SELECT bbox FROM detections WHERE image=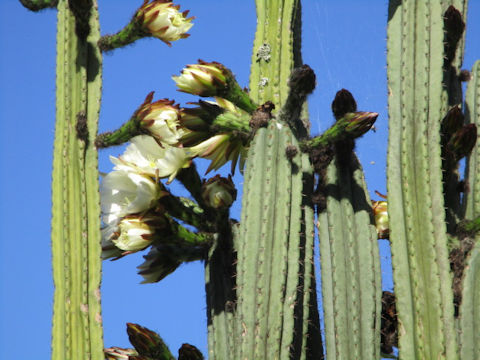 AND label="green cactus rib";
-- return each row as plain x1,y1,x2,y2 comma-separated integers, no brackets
51,1,103,359
235,121,321,359
459,241,480,358
249,0,301,105
387,1,457,358
463,61,480,220
205,230,237,360
317,156,382,360
458,60,480,359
